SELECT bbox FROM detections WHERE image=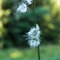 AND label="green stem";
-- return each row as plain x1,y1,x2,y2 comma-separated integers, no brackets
37,45,40,60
